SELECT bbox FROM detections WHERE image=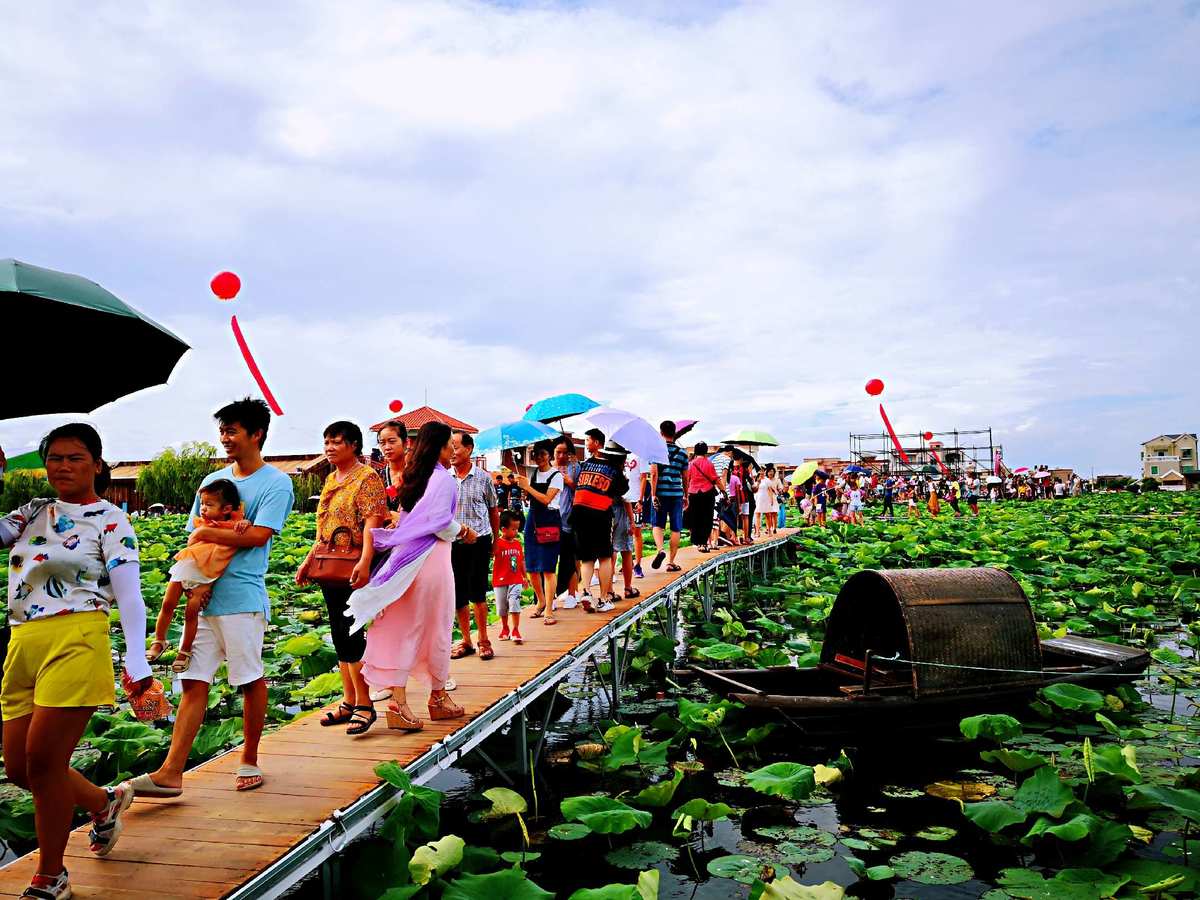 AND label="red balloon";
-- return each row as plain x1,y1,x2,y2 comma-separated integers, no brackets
865,378,884,396
923,431,933,441
210,271,241,300
388,400,404,413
